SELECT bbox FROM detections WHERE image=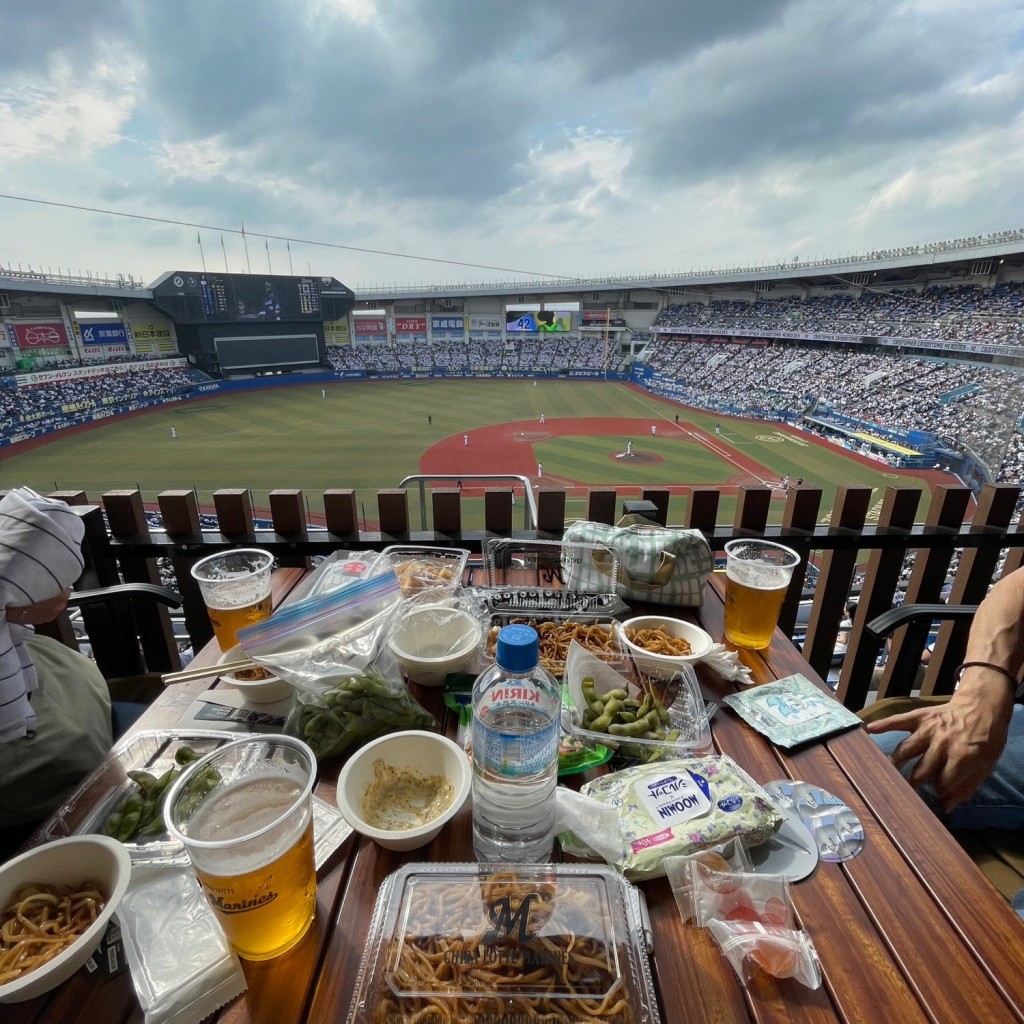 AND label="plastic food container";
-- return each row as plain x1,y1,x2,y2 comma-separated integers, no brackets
484,536,624,600
377,545,470,596
483,613,628,678
346,863,661,1024
562,659,713,763
288,551,383,602
37,730,352,867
